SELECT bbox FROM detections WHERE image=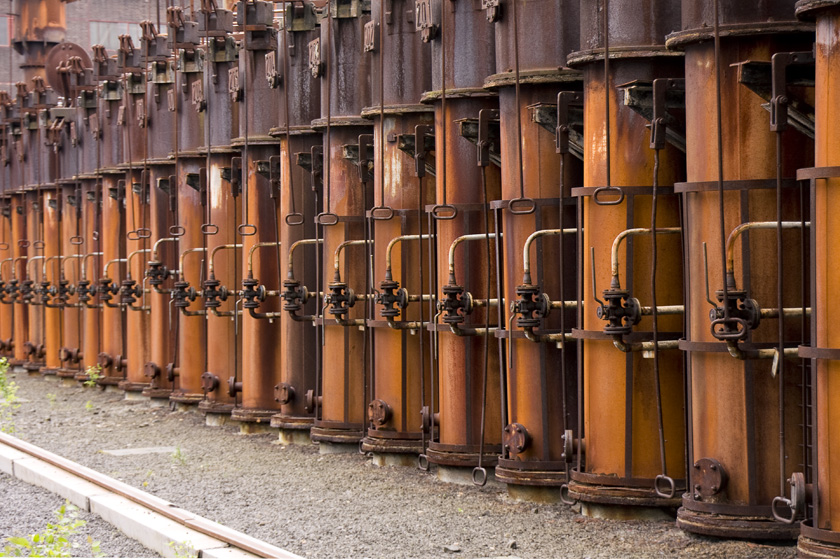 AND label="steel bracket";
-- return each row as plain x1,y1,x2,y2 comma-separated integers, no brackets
770,51,816,133
230,157,242,198
476,109,500,168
